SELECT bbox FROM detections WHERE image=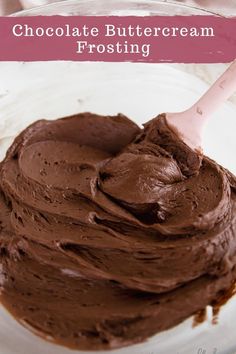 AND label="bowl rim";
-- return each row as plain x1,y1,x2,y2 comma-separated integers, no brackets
11,0,221,17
